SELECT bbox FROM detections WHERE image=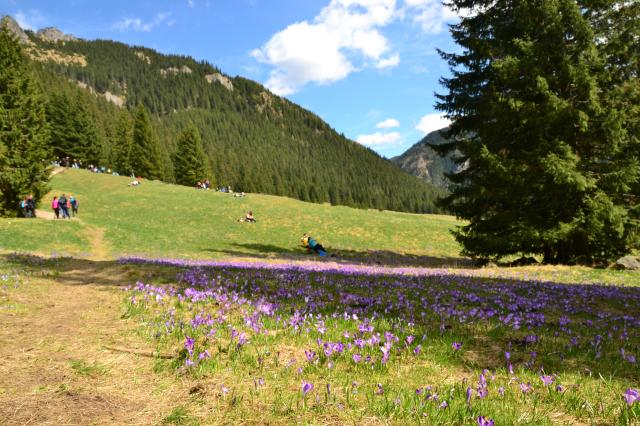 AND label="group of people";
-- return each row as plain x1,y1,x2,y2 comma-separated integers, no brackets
19,195,36,218
196,180,212,190
51,194,79,219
